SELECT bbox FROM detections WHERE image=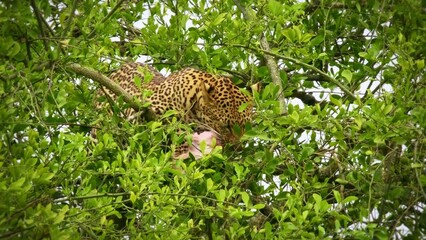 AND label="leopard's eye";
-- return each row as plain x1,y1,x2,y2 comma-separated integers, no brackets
223,123,233,132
